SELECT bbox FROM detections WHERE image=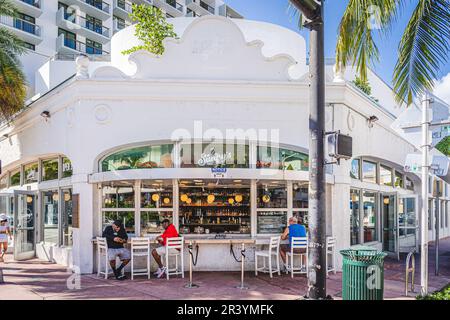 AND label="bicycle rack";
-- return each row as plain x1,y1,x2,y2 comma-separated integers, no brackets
405,249,416,296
